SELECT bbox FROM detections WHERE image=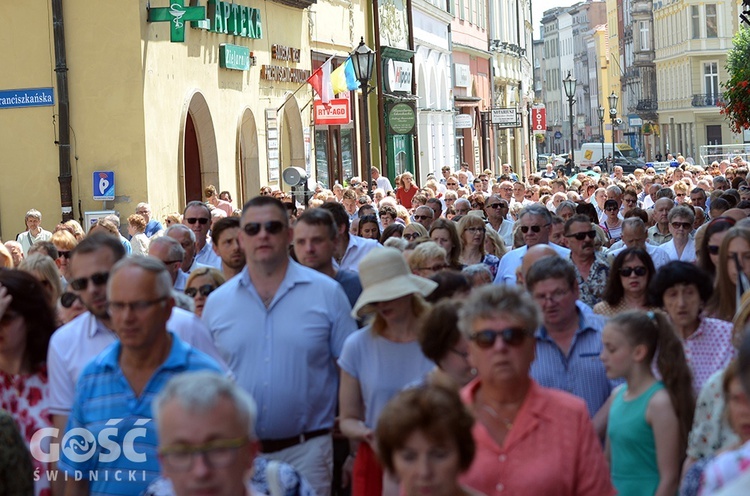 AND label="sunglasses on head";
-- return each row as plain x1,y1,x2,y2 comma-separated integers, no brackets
70,272,109,291
185,284,216,298
521,224,549,233
185,217,210,225
470,327,528,348
566,230,596,240
619,266,648,277
60,292,79,309
242,221,285,236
